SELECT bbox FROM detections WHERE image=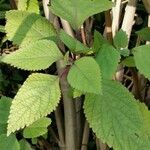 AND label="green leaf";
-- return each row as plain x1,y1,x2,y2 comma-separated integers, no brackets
138,102,150,137
31,138,37,144
0,25,5,33
95,44,120,79
73,89,83,98
23,117,51,138
0,134,20,150
17,0,27,11
0,97,12,124
133,45,150,80
120,48,130,57
18,0,40,14
0,124,7,135
0,11,5,19
5,10,56,46
19,139,32,150
2,40,63,71
60,30,92,54
67,57,101,94
121,56,136,67
136,27,150,41
50,0,113,29
7,73,61,135
84,80,150,150
93,30,108,52
27,0,40,14
113,29,128,49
